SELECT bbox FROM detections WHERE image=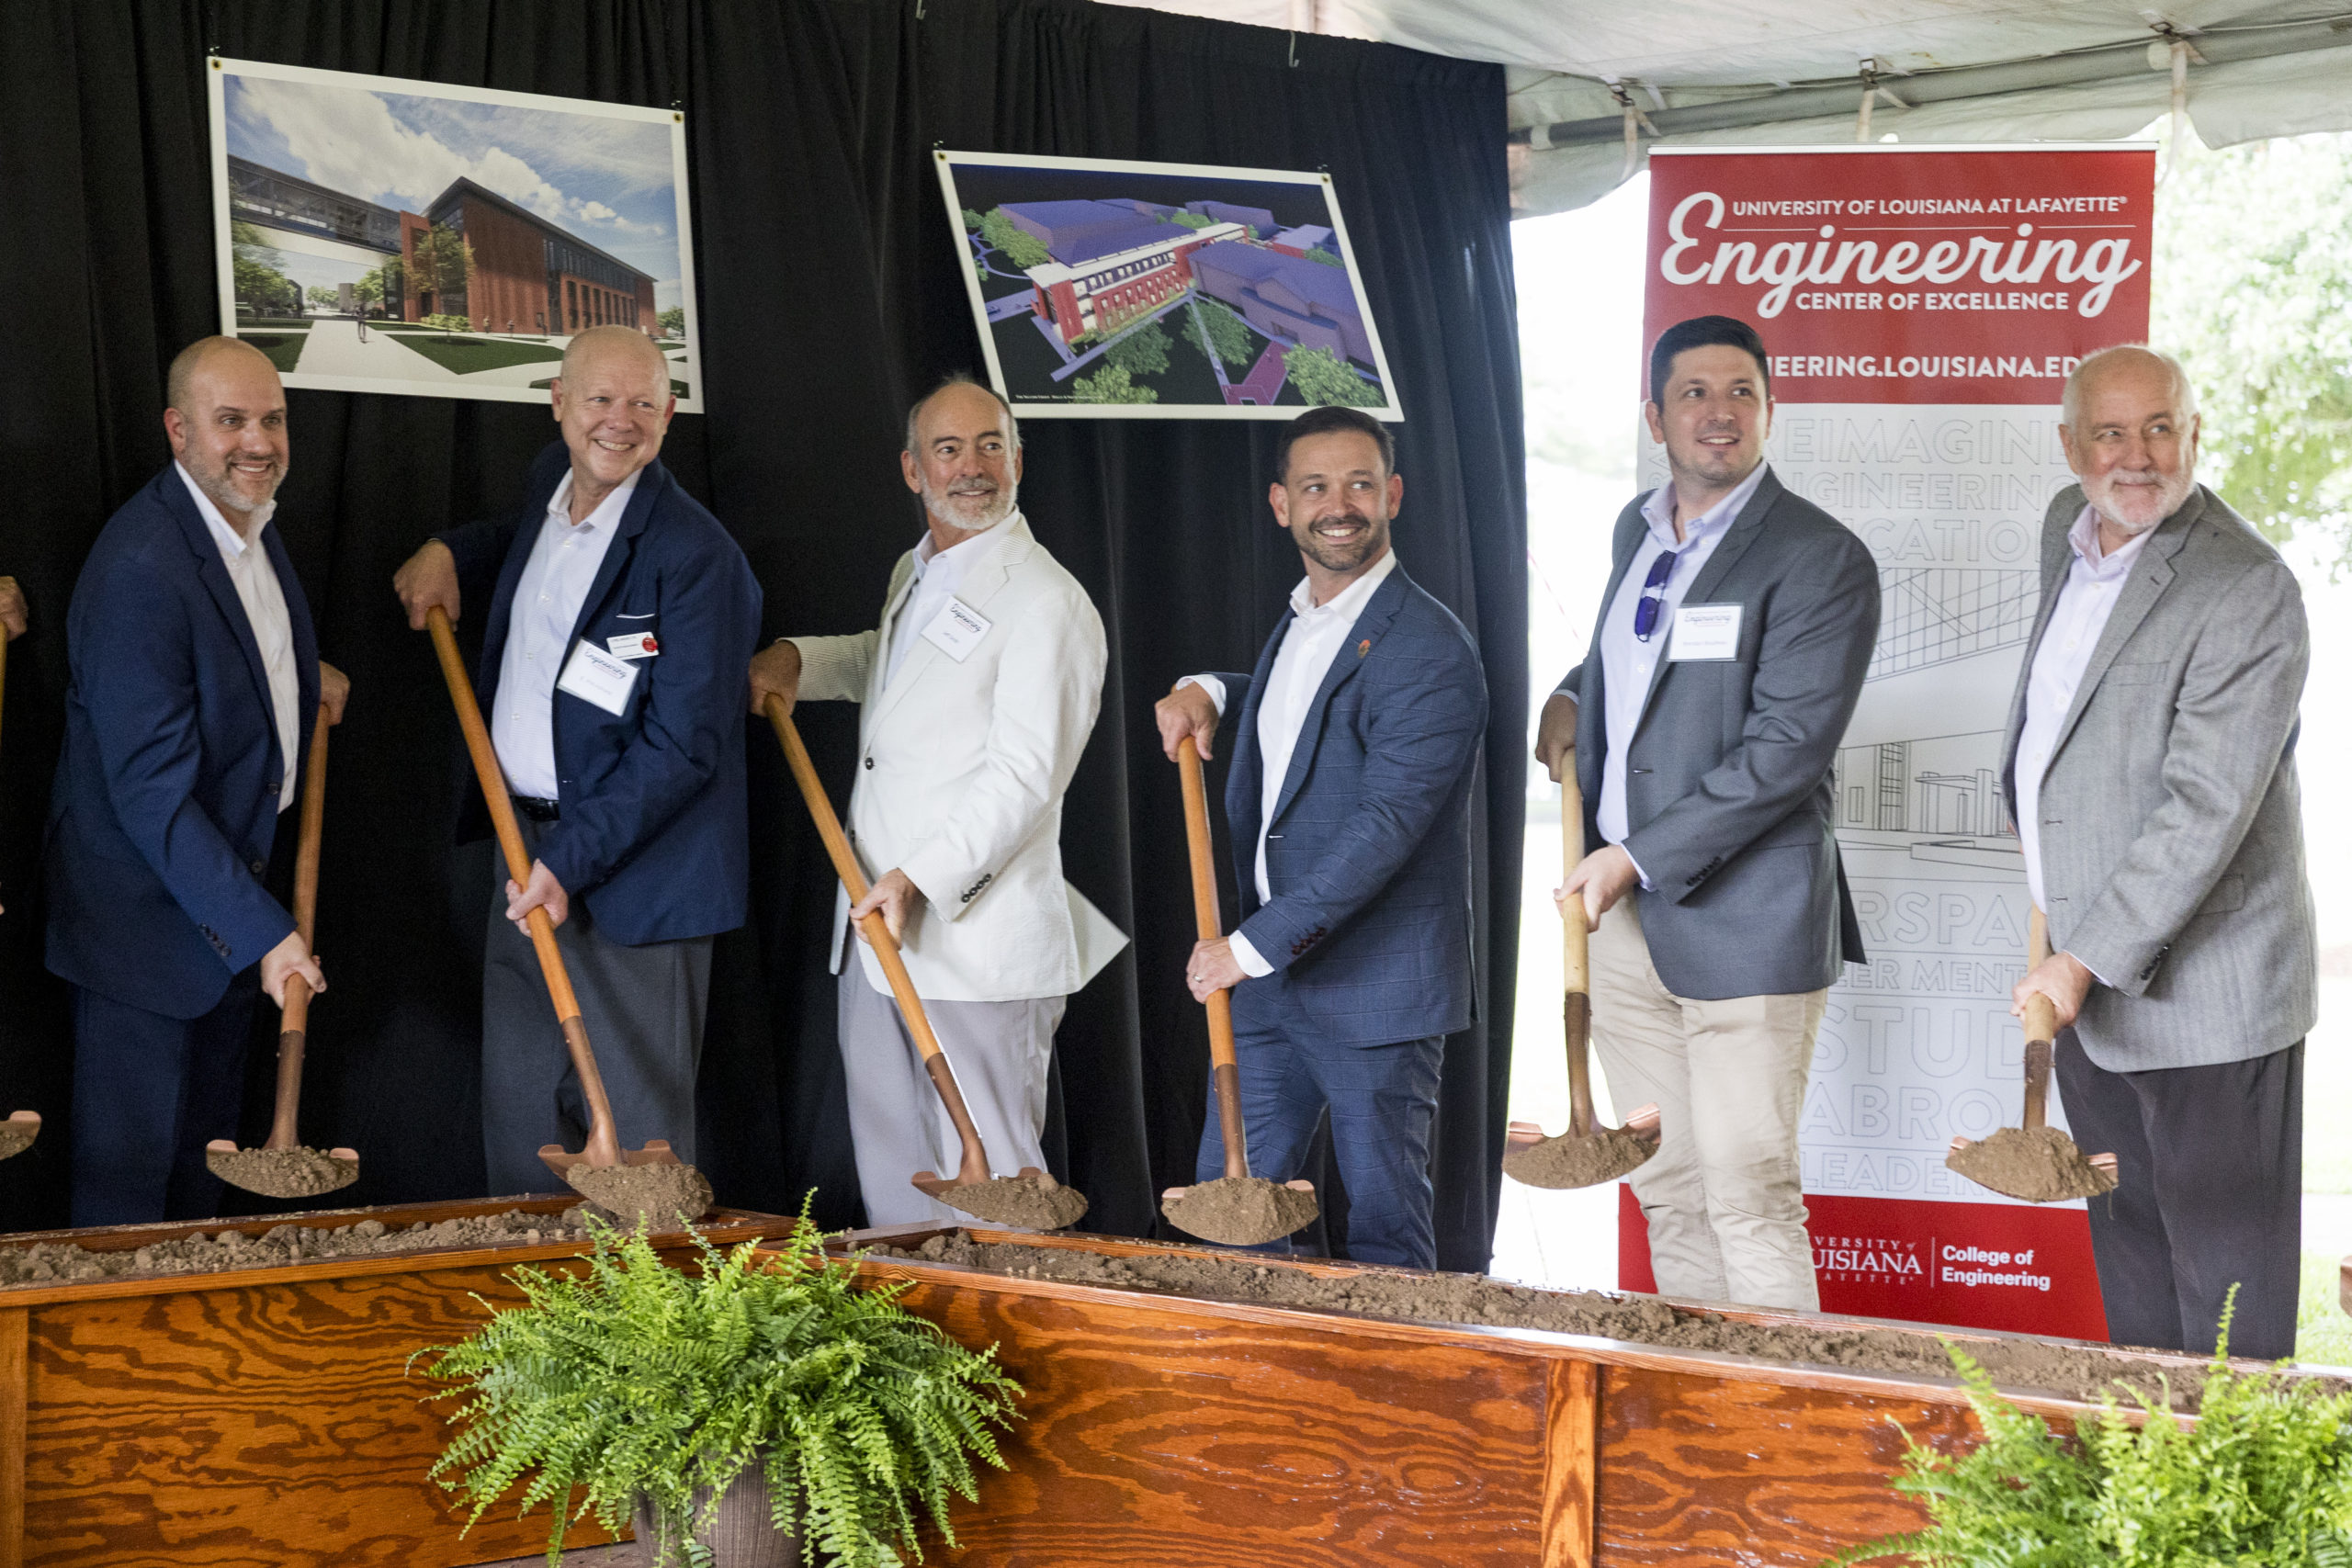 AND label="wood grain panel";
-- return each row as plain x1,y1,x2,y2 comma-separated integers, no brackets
888,1279,1551,1567
0,1308,25,1568
1539,1359,1595,1568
